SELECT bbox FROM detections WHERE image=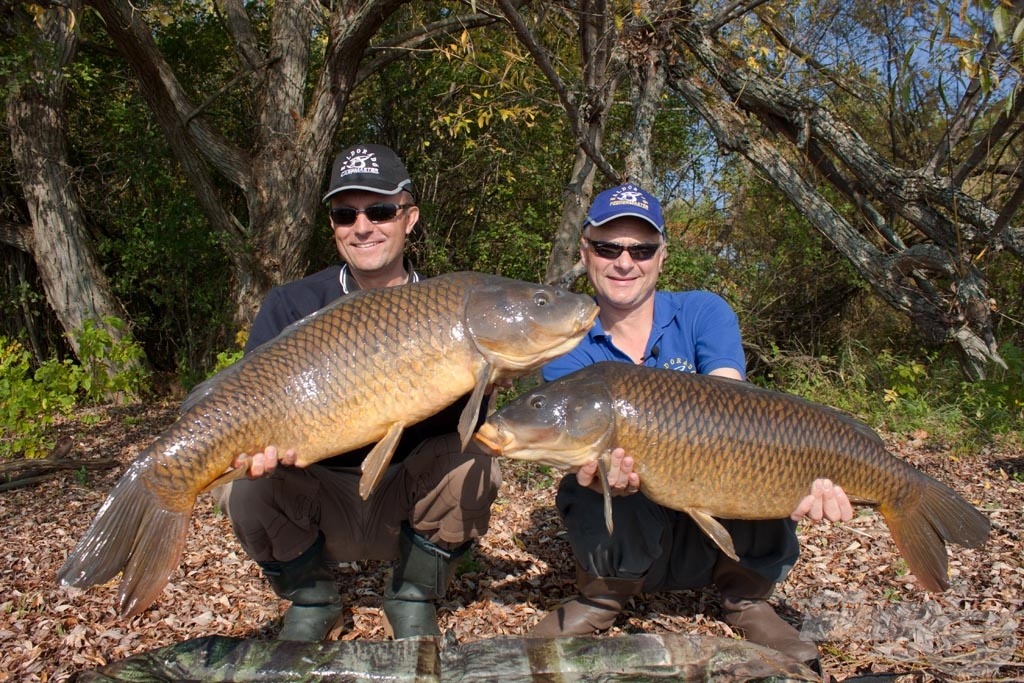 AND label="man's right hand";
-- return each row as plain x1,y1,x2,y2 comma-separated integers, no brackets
575,447,640,496
232,445,297,479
